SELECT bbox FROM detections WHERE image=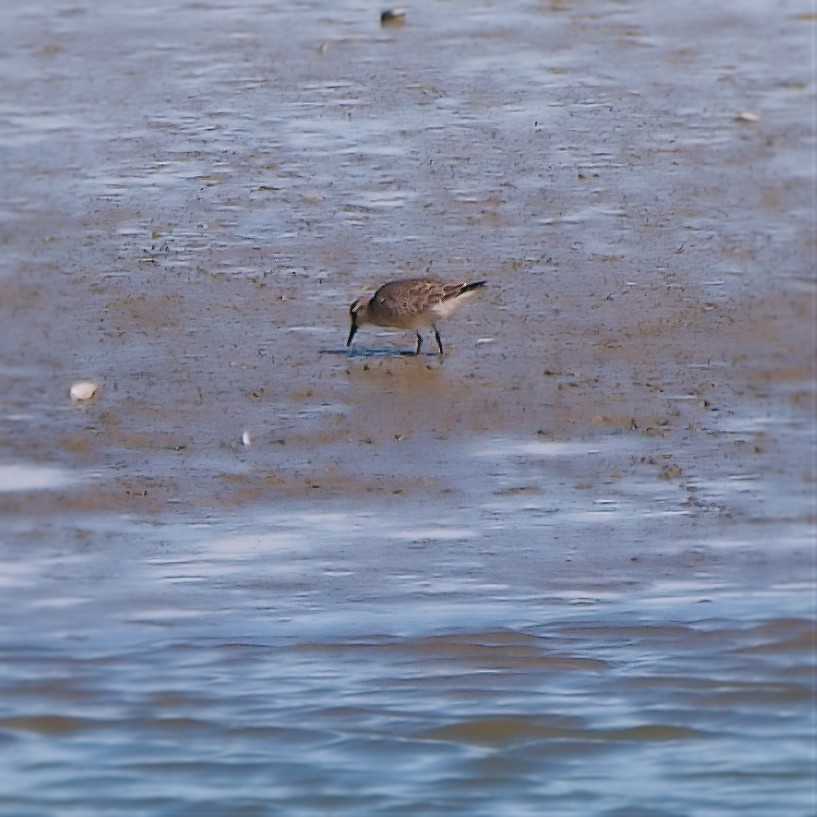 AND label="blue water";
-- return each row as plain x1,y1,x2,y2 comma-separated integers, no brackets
0,495,814,816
